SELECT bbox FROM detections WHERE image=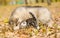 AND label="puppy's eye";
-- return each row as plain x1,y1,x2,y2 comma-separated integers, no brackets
23,22,26,24
21,21,27,26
